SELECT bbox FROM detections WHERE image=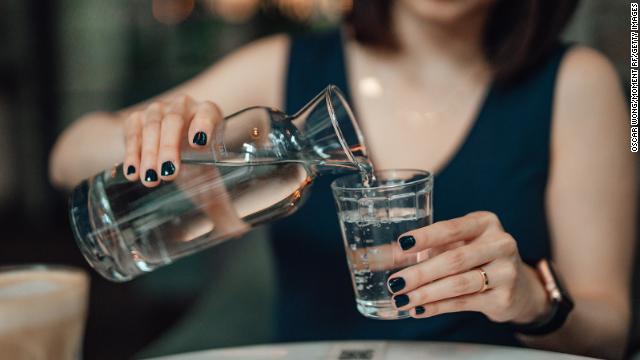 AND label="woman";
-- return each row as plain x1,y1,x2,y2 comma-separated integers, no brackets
50,0,635,358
